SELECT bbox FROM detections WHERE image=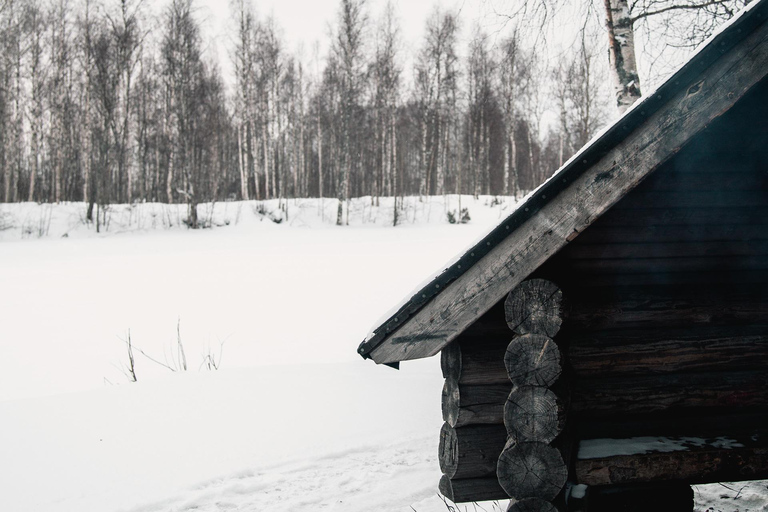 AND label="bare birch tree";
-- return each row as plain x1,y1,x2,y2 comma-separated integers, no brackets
502,0,751,112
332,0,367,225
